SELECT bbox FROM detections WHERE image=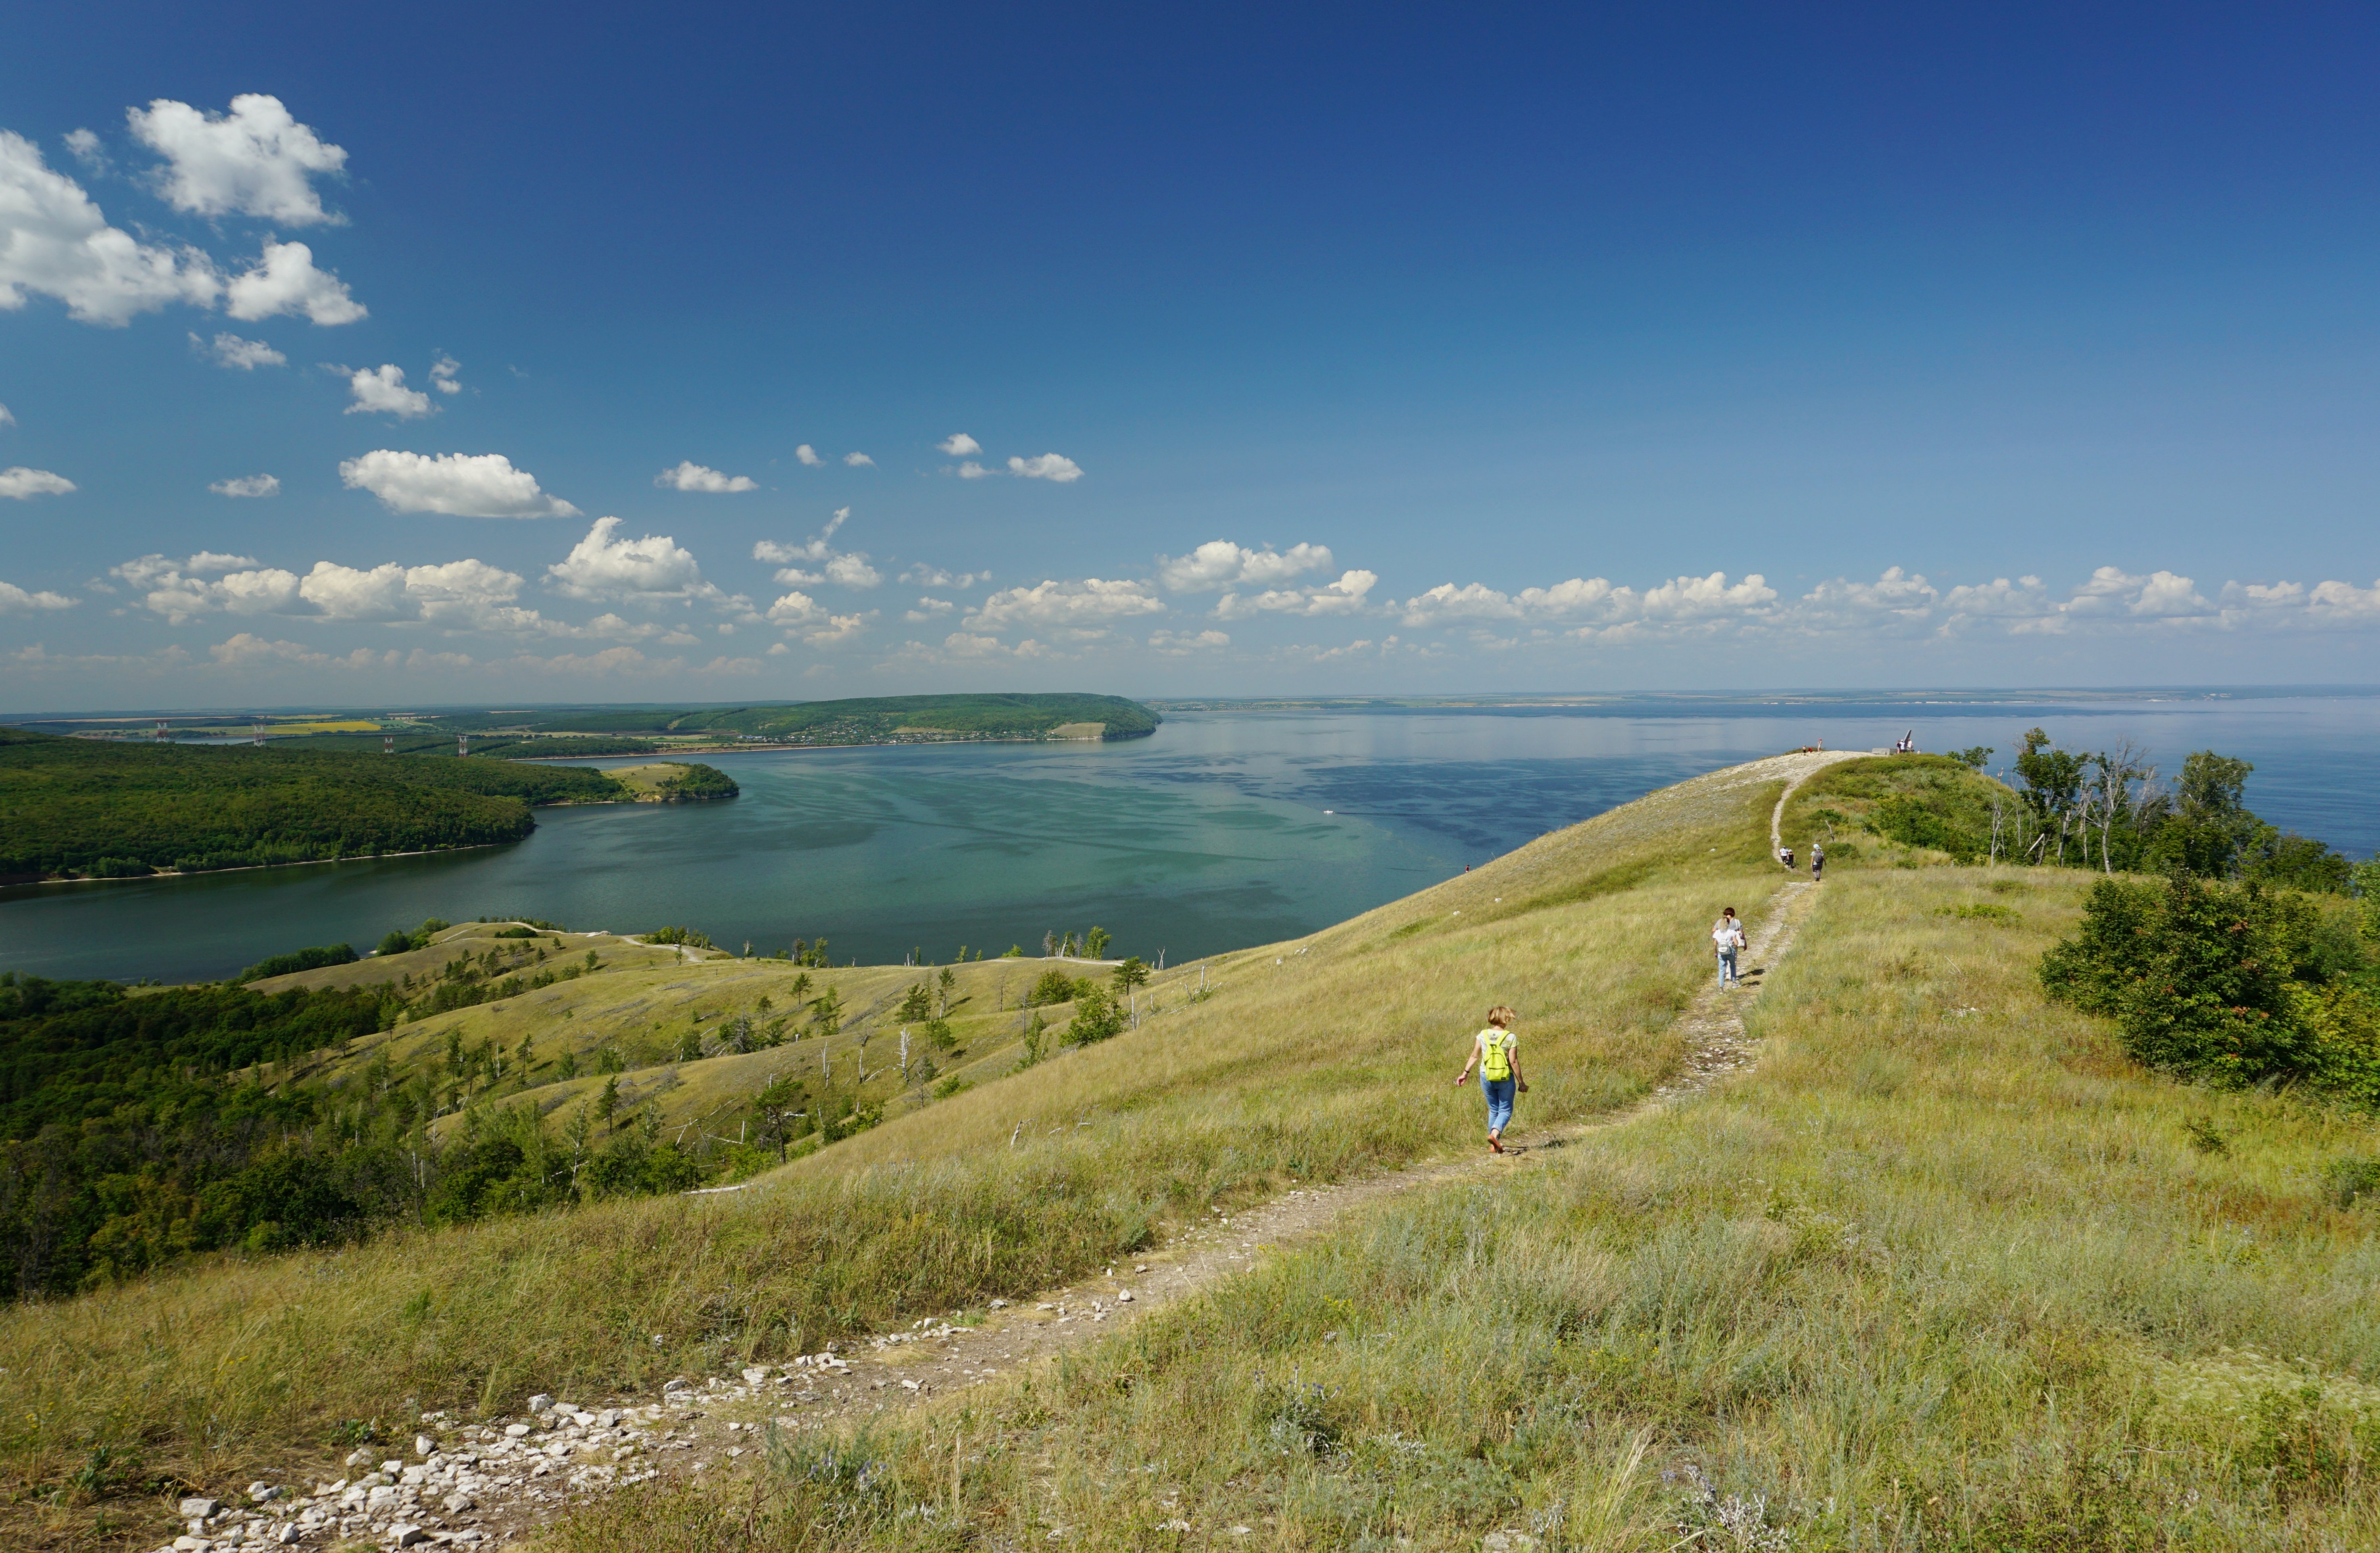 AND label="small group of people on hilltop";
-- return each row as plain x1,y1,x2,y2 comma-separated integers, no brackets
1776,841,1824,880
